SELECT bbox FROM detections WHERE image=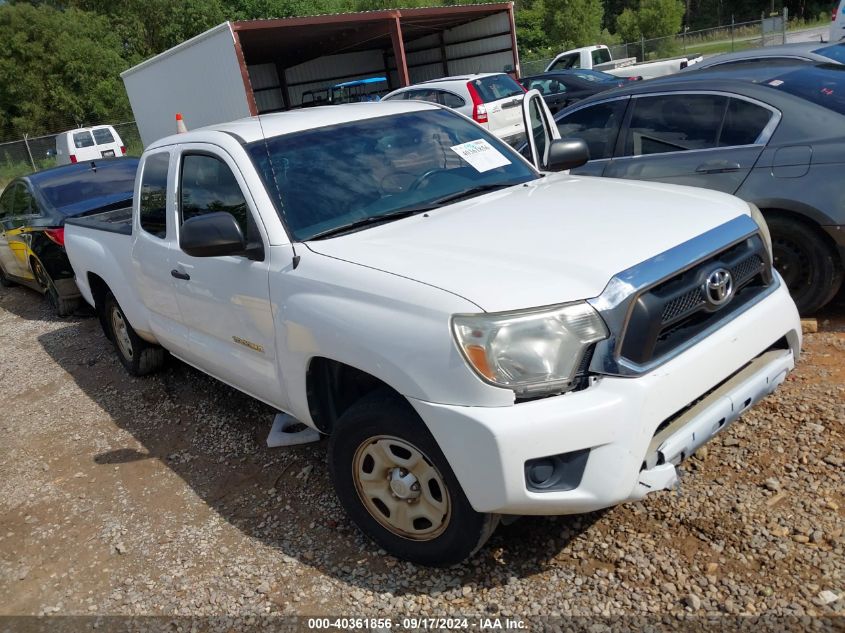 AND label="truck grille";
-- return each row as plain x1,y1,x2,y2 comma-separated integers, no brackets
618,236,772,366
